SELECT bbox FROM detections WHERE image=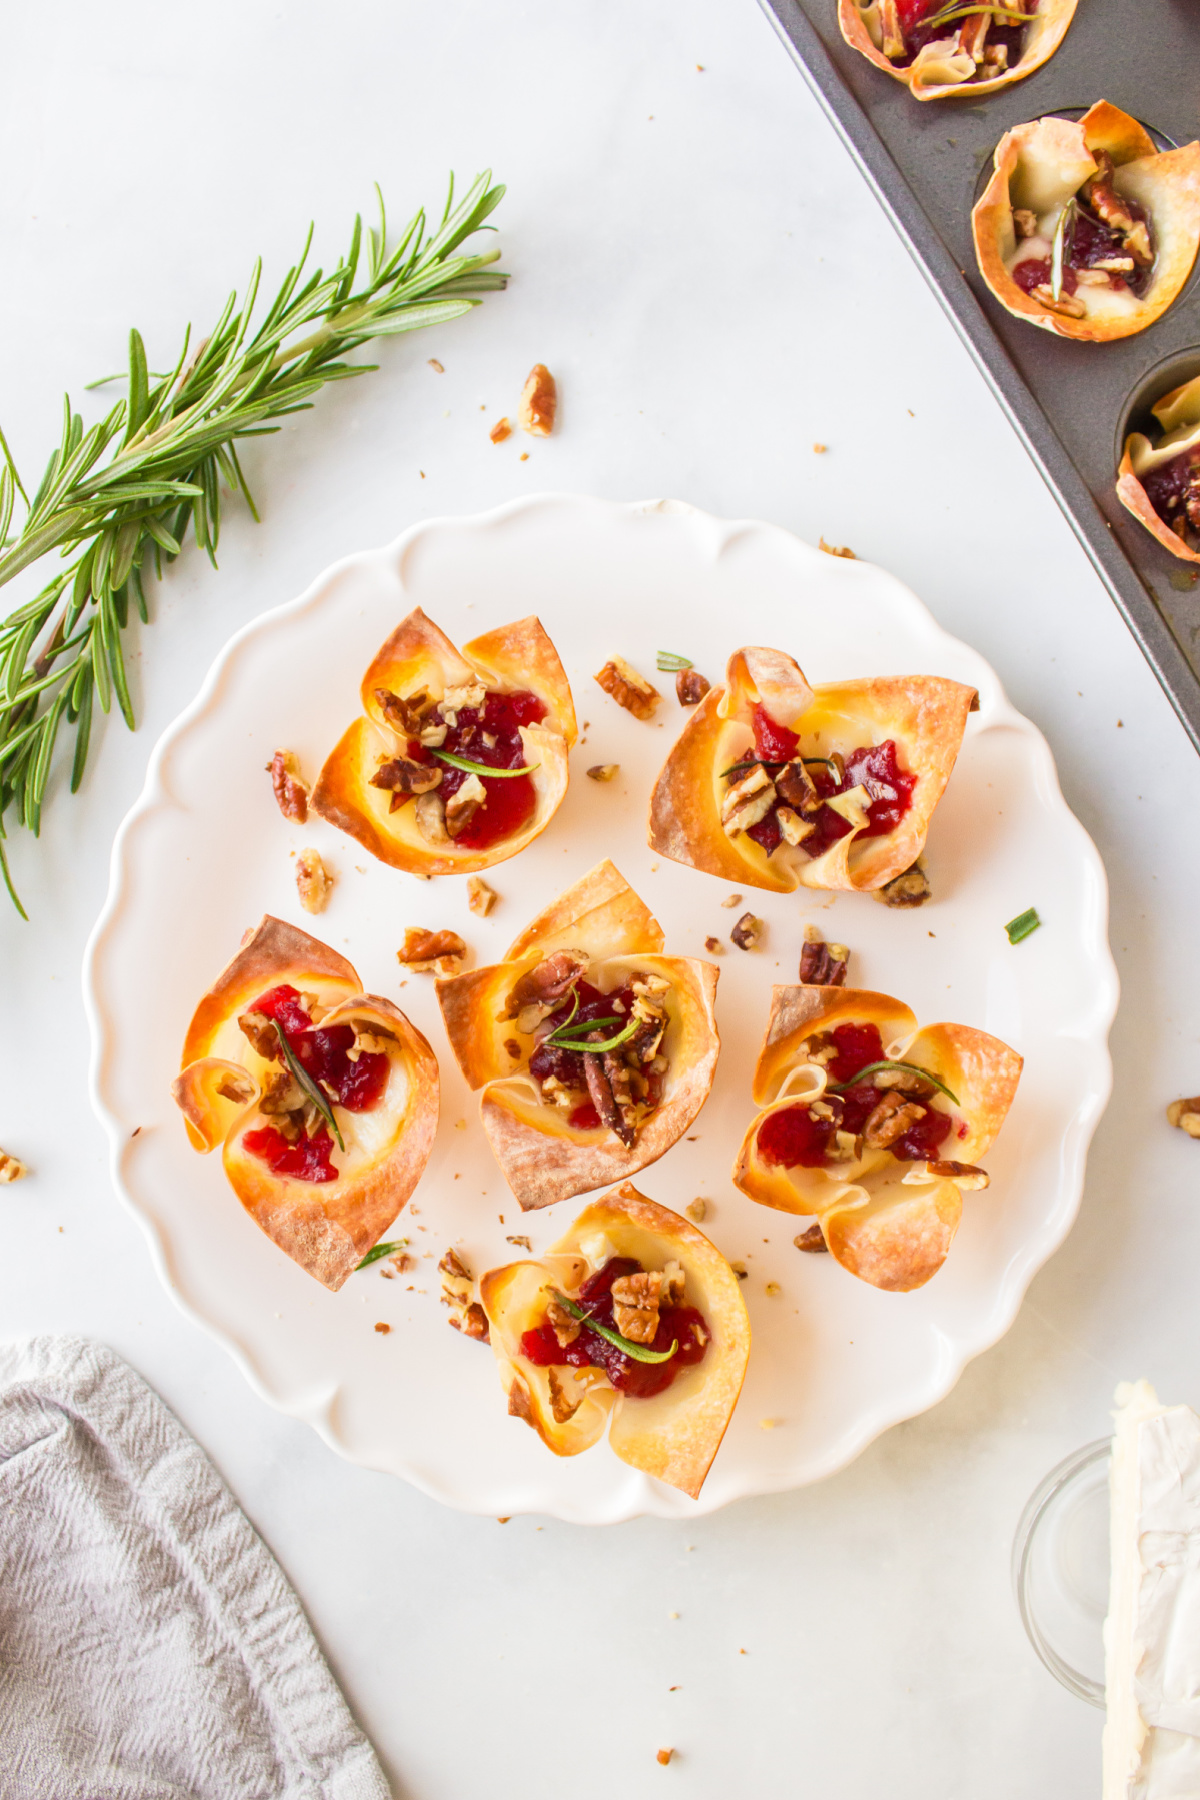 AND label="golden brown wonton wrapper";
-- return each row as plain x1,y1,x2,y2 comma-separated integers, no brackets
838,0,1075,102
172,915,439,1291
973,102,1200,342
1117,372,1200,563
647,645,974,895
437,861,719,1210
480,1184,751,1498
311,607,577,875
732,985,1021,1292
